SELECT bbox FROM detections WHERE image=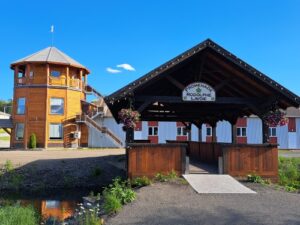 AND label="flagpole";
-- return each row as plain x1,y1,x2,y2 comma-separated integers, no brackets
51,25,54,46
